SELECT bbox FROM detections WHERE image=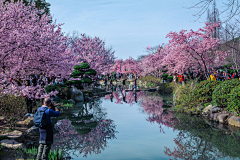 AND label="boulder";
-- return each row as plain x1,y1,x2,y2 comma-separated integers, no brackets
73,102,84,108
173,88,180,107
24,116,34,127
196,104,204,111
217,114,229,123
27,126,39,136
0,116,5,124
209,113,219,121
203,105,212,114
0,139,26,149
68,99,75,104
210,106,221,113
70,86,84,102
2,130,25,143
228,116,240,127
